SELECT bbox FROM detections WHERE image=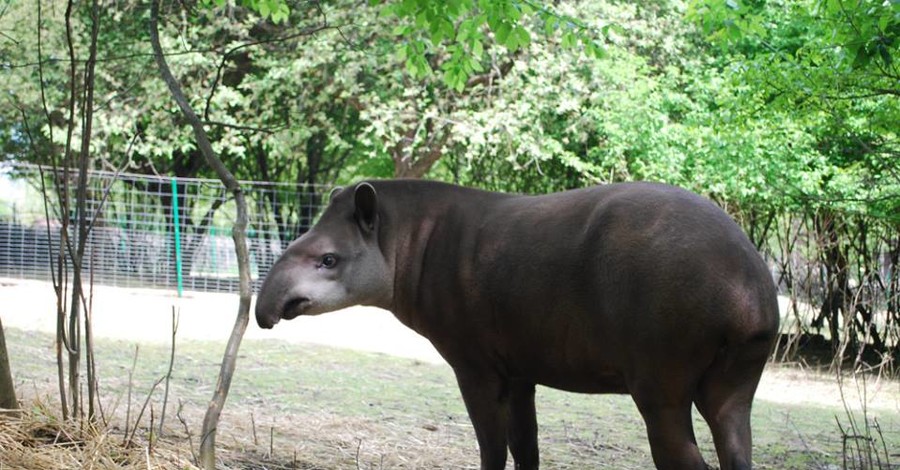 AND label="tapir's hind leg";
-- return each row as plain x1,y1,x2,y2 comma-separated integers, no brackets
694,336,772,470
